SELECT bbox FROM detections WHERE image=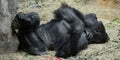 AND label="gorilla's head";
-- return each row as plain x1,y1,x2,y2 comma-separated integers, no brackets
88,21,109,44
